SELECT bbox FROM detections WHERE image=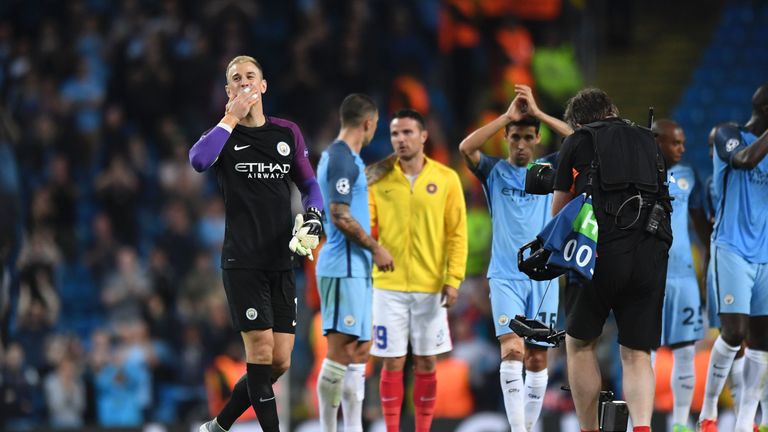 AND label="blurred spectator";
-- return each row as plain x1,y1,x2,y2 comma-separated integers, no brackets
93,346,146,426
122,33,174,133
155,199,198,284
1,343,43,428
158,140,205,203
203,338,256,422
59,59,104,135
44,355,86,428
101,246,151,325
178,249,219,323
433,353,474,418
83,212,119,286
196,196,225,251
144,291,177,344
100,104,130,163
45,154,79,259
147,246,176,311
16,230,61,328
94,154,140,246
464,197,492,277
14,268,59,372
201,294,236,365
